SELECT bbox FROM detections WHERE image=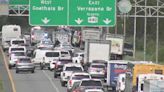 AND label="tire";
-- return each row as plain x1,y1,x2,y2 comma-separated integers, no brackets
16,70,19,73
31,70,35,73
8,65,12,69
61,81,65,87
54,71,57,78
